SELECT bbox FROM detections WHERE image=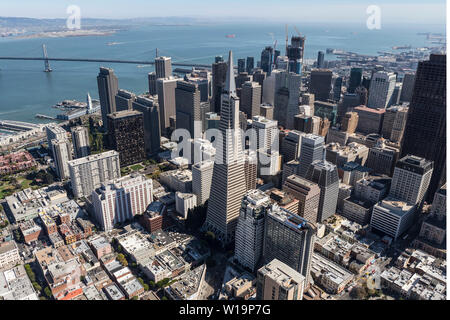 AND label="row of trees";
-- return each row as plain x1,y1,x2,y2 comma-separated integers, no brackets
24,264,52,299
